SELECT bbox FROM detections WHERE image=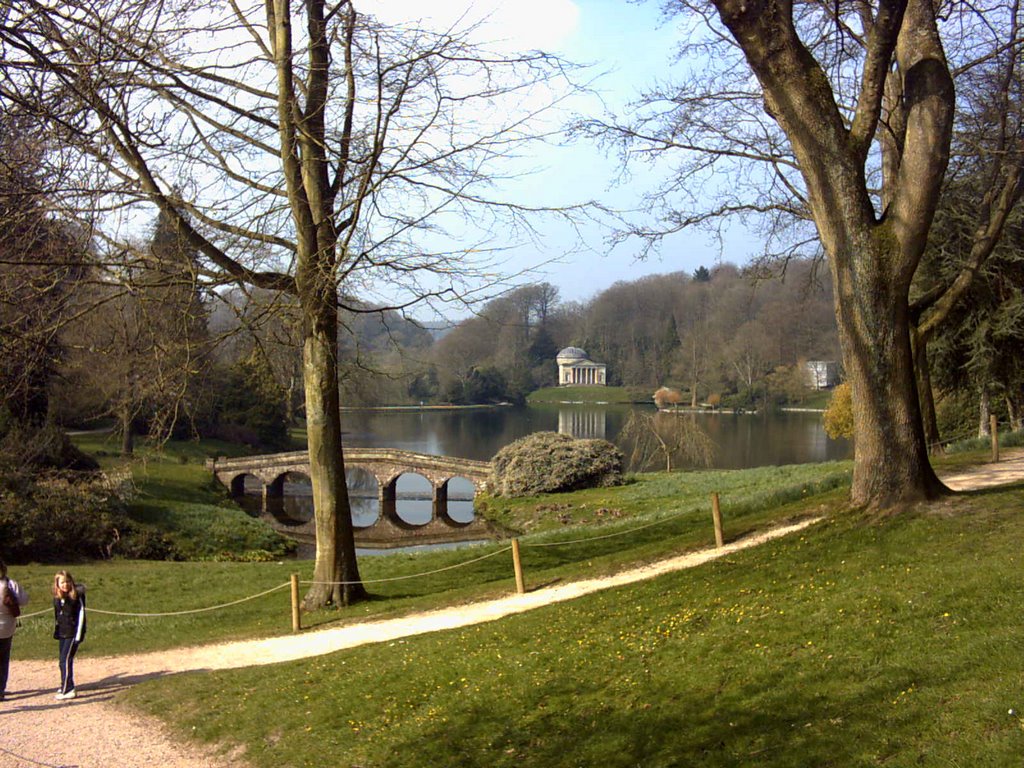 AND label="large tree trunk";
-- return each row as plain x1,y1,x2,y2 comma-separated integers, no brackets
272,0,365,608
712,0,953,510
120,404,134,457
832,231,945,507
300,296,366,608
